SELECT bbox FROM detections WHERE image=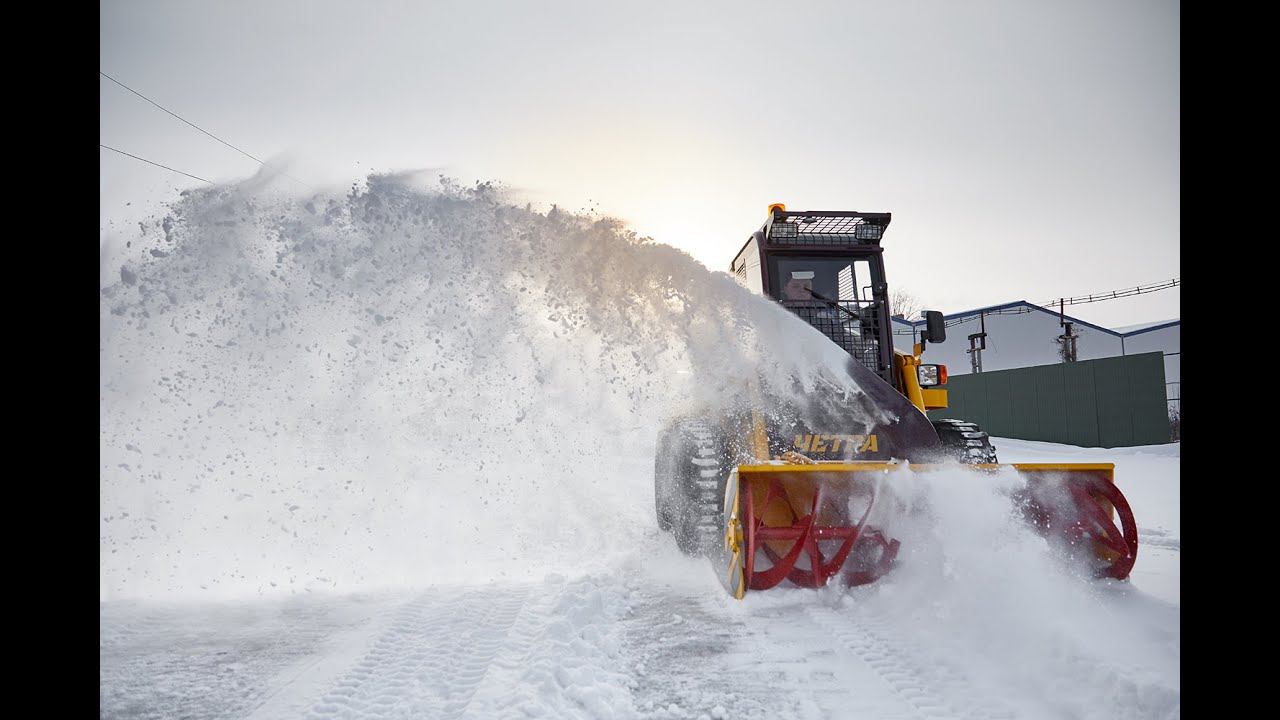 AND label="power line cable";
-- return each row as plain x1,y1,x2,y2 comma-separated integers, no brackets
889,277,1179,334
100,71,264,164
1037,278,1179,308
100,144,213,184
100,70,313,189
